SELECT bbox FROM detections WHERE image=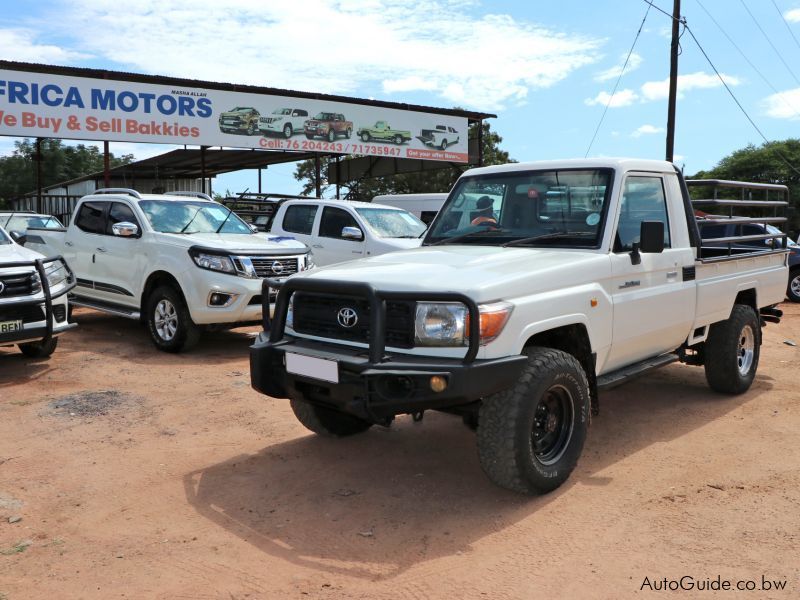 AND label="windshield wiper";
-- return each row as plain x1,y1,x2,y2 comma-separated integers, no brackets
502,231,593,247
179,207,204,234
215,206,235,234
427,228,510,246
